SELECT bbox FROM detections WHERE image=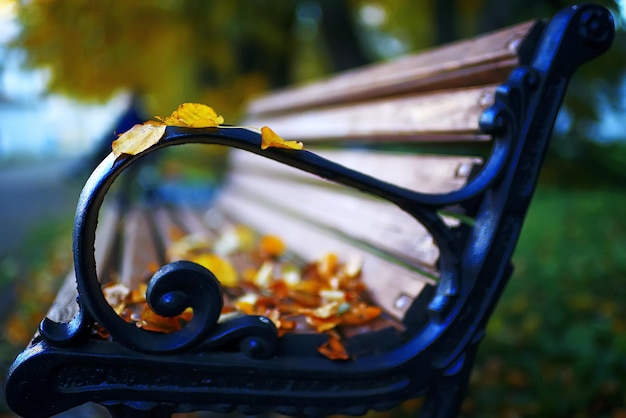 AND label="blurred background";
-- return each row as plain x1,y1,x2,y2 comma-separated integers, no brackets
0,0,625,417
